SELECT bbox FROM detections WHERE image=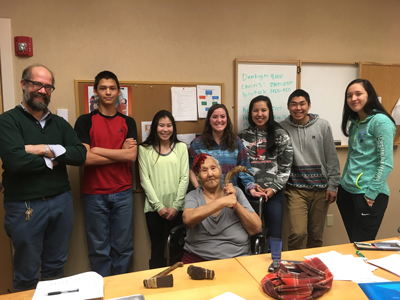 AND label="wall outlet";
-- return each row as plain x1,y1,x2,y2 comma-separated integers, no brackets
326,214,333,227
